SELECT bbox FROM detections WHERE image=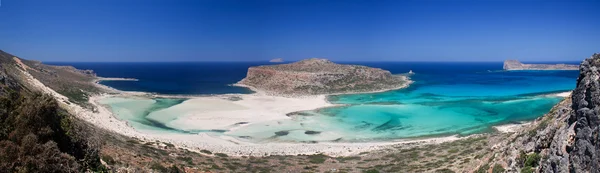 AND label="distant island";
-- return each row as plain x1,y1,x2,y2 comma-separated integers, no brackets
269,58,284,62
503,60,579,70
237,58,411,95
